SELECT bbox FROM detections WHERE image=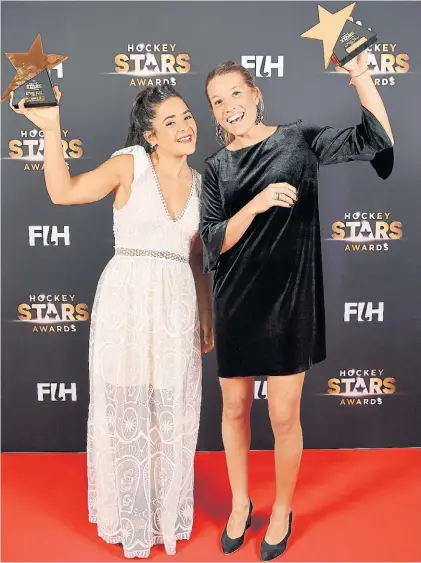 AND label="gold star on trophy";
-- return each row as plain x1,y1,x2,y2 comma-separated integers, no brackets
301,2,377,68
2,34,67,106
